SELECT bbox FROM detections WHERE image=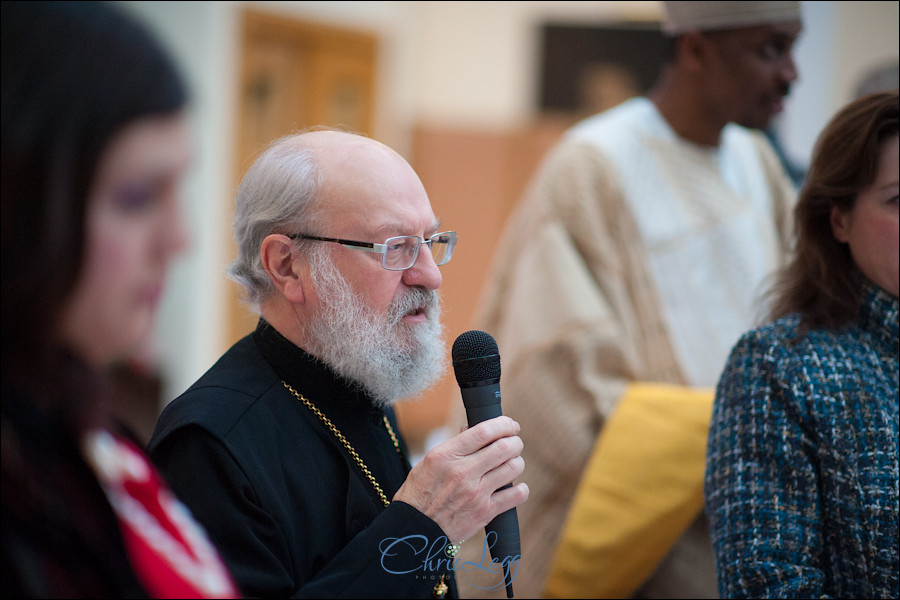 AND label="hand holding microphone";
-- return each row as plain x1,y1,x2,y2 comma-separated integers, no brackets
452,330,523,598
393,330,527,598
